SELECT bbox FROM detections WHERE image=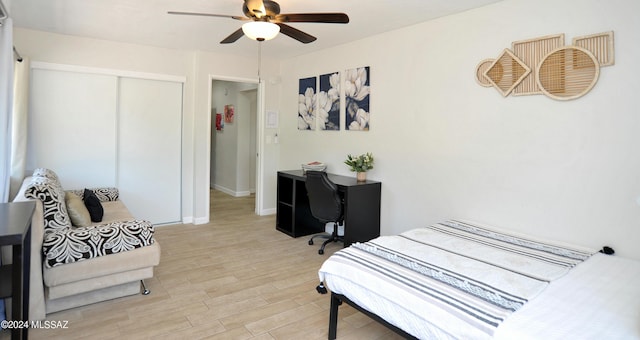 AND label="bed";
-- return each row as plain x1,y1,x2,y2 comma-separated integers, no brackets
317,220,640,339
